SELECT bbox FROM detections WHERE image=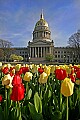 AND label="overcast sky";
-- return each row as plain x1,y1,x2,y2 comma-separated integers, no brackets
0,0,80,47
